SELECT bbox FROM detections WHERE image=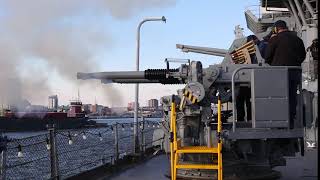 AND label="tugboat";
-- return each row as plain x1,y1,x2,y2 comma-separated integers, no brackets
0,99,96,132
